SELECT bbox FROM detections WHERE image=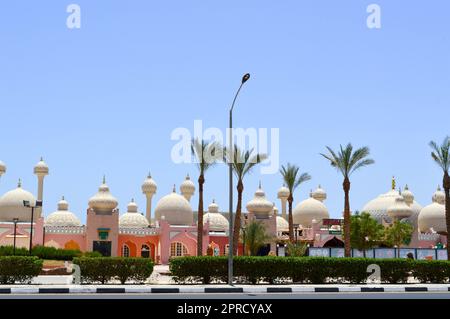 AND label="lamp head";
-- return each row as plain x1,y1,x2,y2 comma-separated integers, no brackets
241,73,250,84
